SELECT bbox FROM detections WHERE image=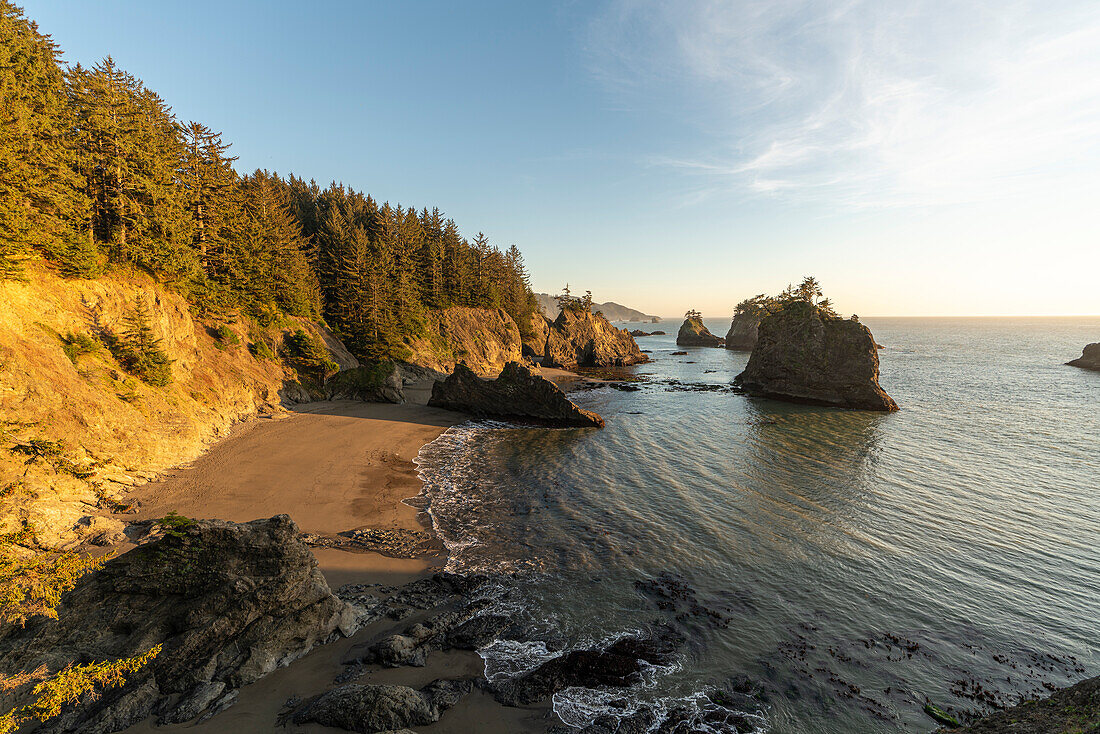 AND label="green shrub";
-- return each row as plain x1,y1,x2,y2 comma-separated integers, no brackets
249,340,275,360
283,329,338,383
211,324,240,350
59,332,99,364
155,511,197,538
104,296,173,387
